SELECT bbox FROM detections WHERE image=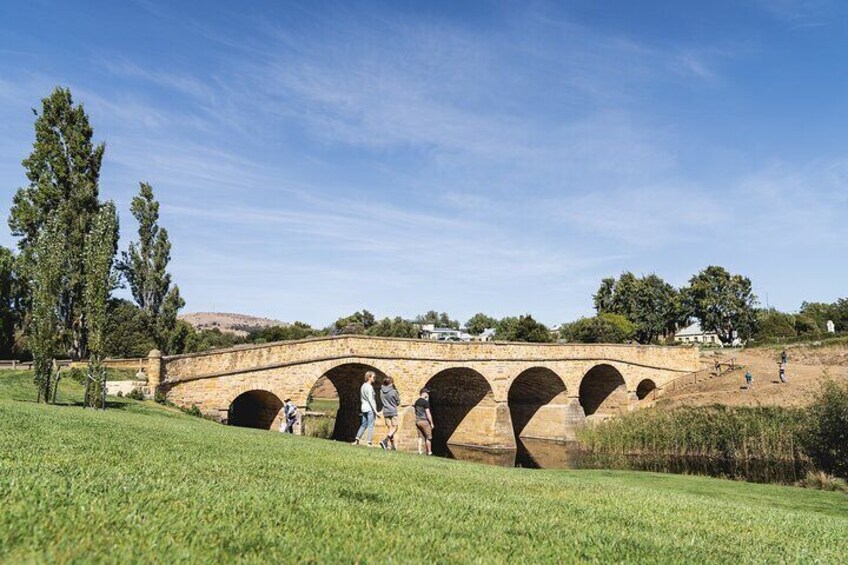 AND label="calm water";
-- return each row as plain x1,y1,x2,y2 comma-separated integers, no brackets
444,440,805,484
445,439,581,469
